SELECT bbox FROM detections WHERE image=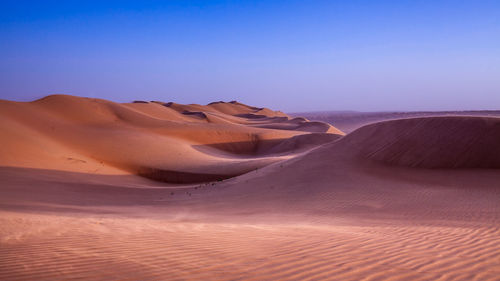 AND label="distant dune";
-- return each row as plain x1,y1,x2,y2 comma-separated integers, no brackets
1,96,499,280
